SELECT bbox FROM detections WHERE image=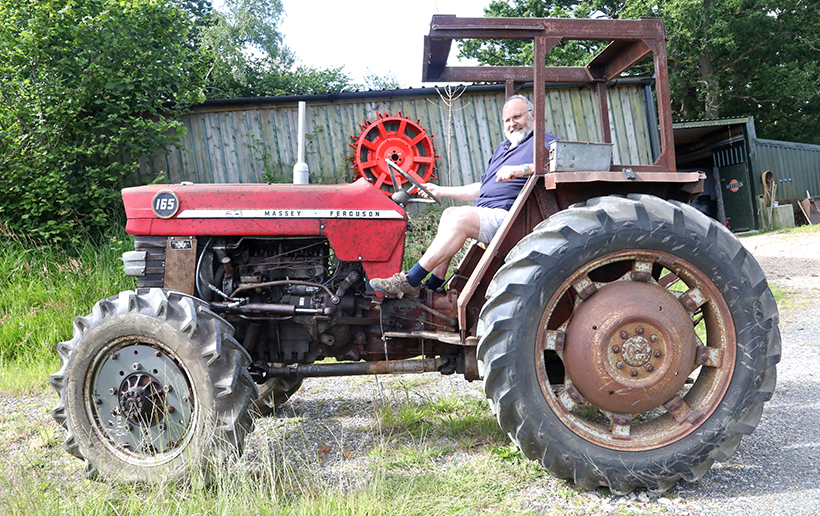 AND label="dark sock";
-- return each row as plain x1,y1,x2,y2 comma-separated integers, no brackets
406,263,429,287
426,274,445,291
